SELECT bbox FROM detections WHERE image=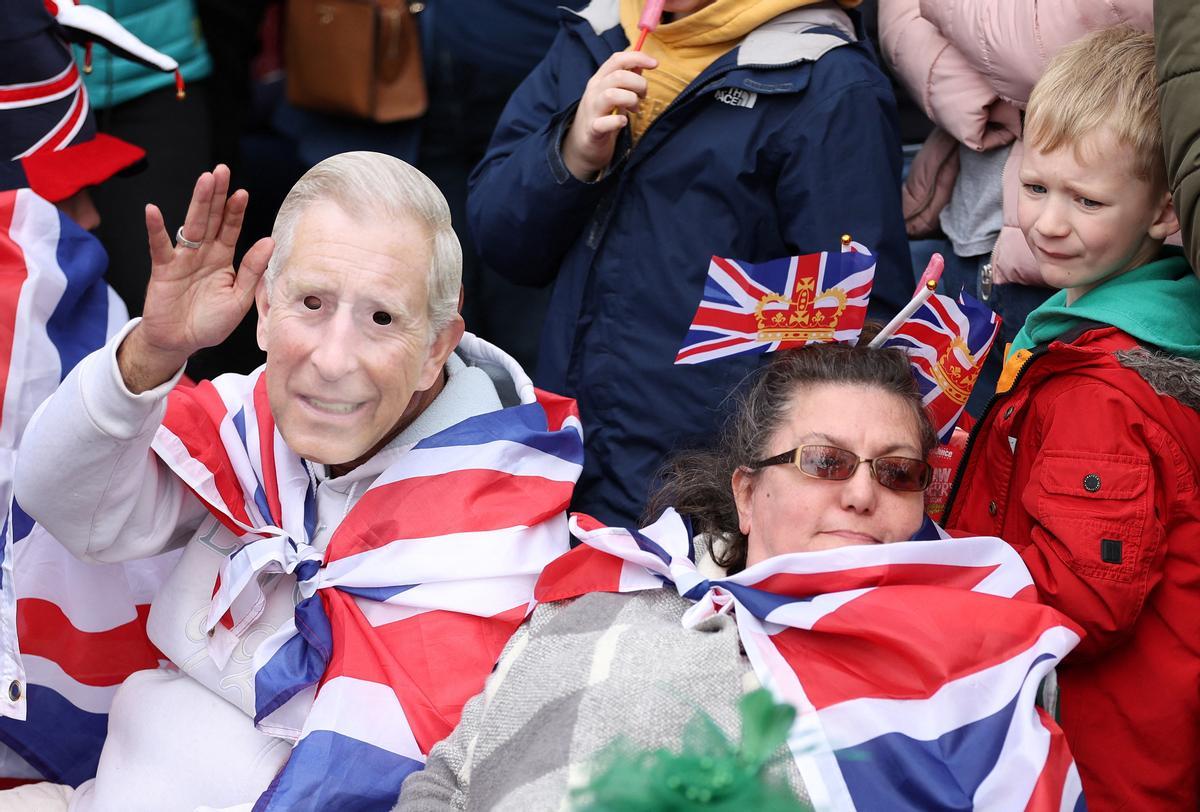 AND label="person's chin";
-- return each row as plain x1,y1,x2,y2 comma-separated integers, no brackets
1033,250,1082,277
663,0,713,12
289,437,360,466
1035,263,1076,289
277,419,371,467
818,531,882,548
